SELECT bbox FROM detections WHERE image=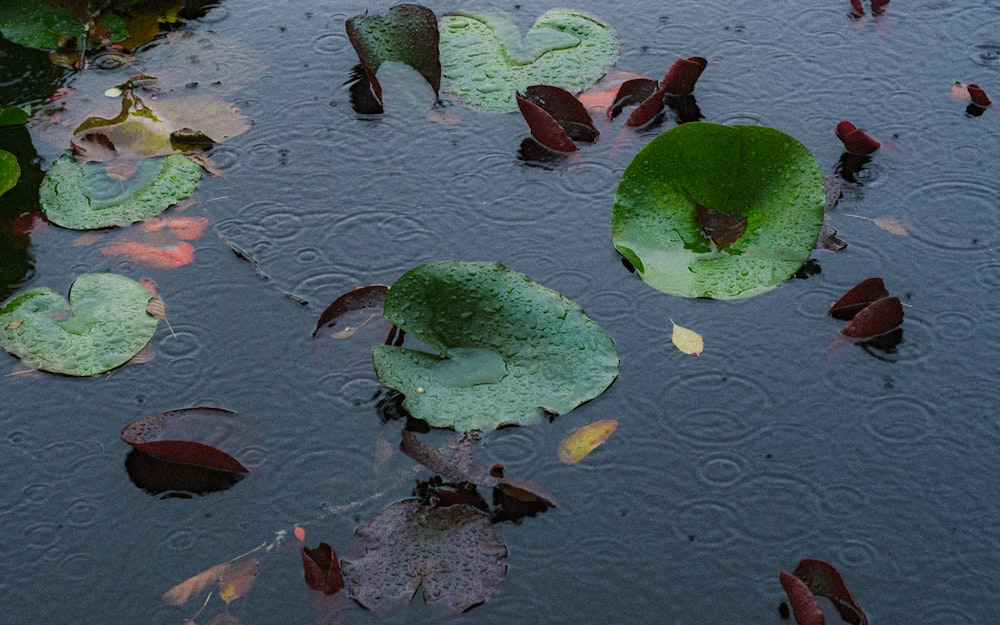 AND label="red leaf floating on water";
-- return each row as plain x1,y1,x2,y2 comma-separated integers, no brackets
779,570,826,625
835,121,880,155
120,407,262,473
606,77,657,120
516,85,598,152
660,56,707,96
850,0,864,15
302,542,345,595
790,558,869,625
841,295,903,338
968,83,992,107
871,0,889,15
828,277,889,320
